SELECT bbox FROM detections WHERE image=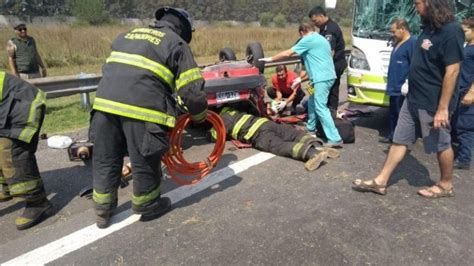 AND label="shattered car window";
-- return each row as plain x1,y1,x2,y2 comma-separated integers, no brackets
353,0,472,40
